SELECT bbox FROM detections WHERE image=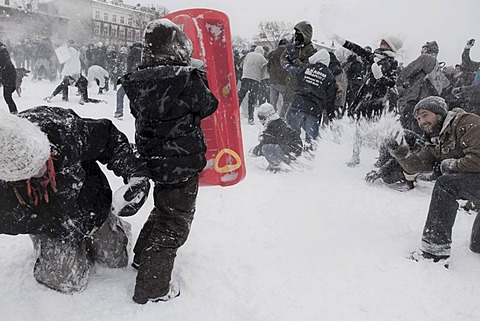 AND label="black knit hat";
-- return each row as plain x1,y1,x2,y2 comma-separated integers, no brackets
413,96,448,116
